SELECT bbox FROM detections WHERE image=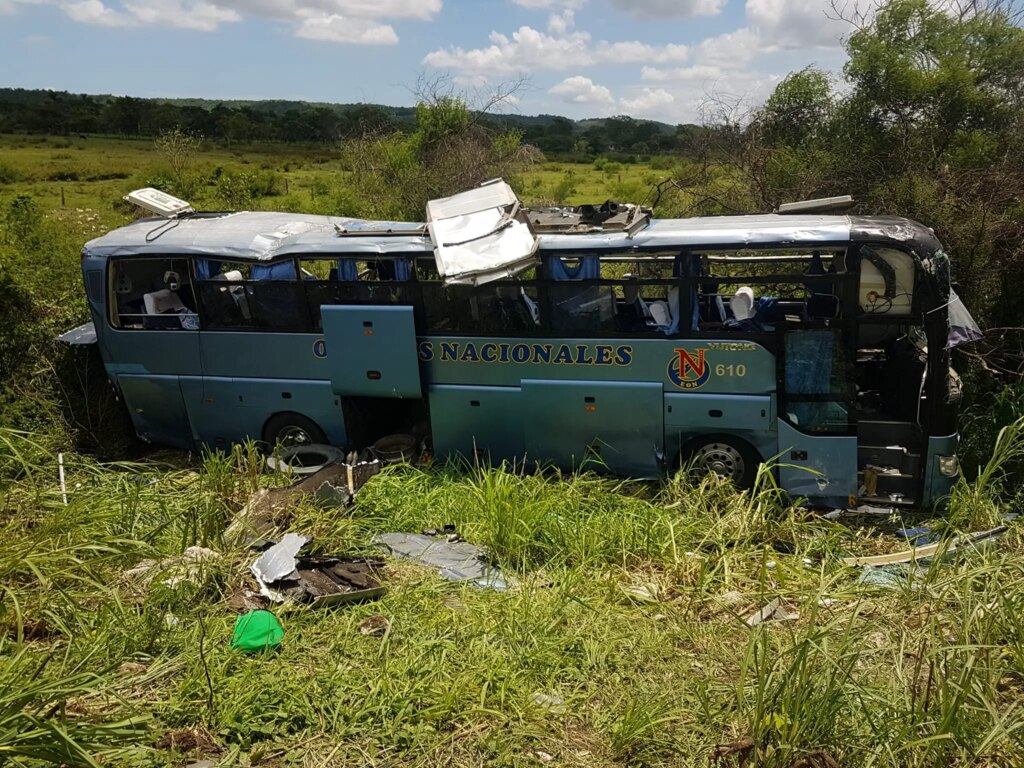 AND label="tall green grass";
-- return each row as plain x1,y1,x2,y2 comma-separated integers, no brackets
2,425,1024,765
